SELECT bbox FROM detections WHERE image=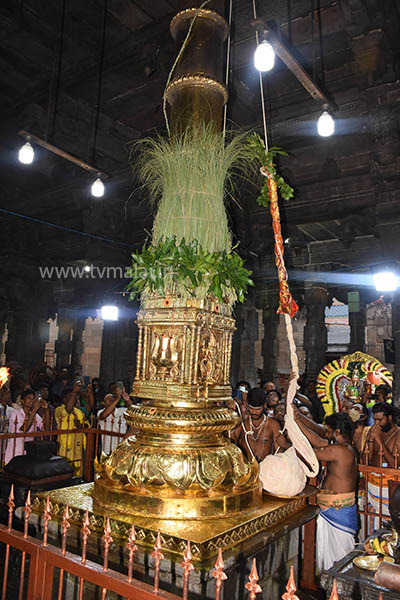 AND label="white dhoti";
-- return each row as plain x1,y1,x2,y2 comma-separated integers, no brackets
317,491,358,573
367,473,390,534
